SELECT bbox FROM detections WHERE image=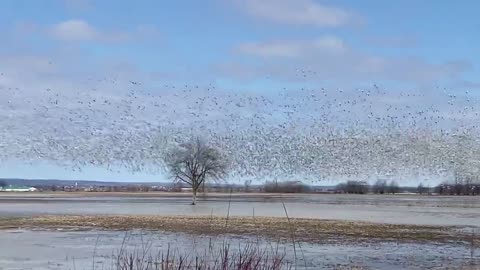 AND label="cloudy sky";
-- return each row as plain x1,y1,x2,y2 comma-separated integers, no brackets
1,0,478,89
0,0,479,182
